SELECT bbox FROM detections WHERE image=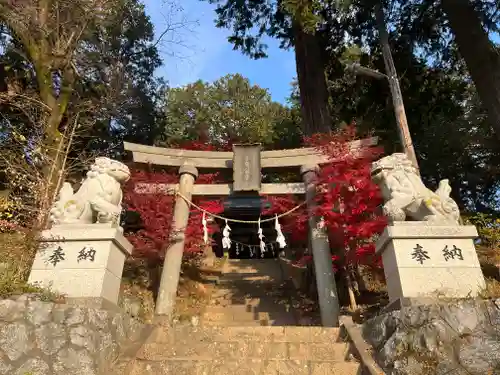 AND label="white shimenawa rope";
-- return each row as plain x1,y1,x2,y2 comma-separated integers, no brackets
177,192,307,224
179,192,305,251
